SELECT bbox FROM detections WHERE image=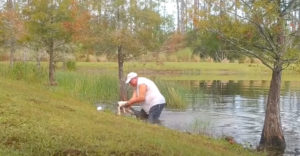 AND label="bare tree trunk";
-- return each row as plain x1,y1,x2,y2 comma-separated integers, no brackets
298,9,300,31
259,67,286,151
115,1,127,101
117,45,127,101
23,48,27,63
219,0,225,16
180,0,185,33
7,0,15,67
193,0,199,28
85,53,90,62
194,0,199,14
234,0,238,21
62,50,66,70
97,0,102,23
48,39,56,86
207,0,212,20
36,49,41,69
176,0,180,32
9,38,15,67
185,0,188,31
